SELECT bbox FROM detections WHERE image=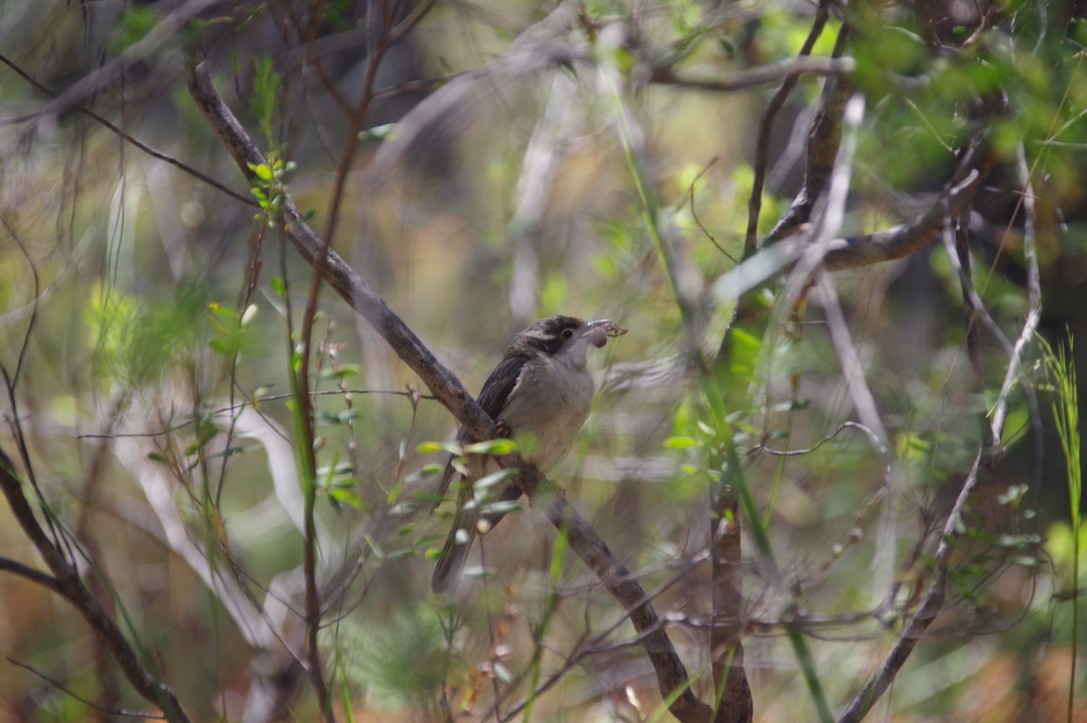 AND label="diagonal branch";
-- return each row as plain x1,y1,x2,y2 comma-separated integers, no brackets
820,162,989,271
186,57,711,723
187,59,492,440
742,1,838,259
0,52,256,207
